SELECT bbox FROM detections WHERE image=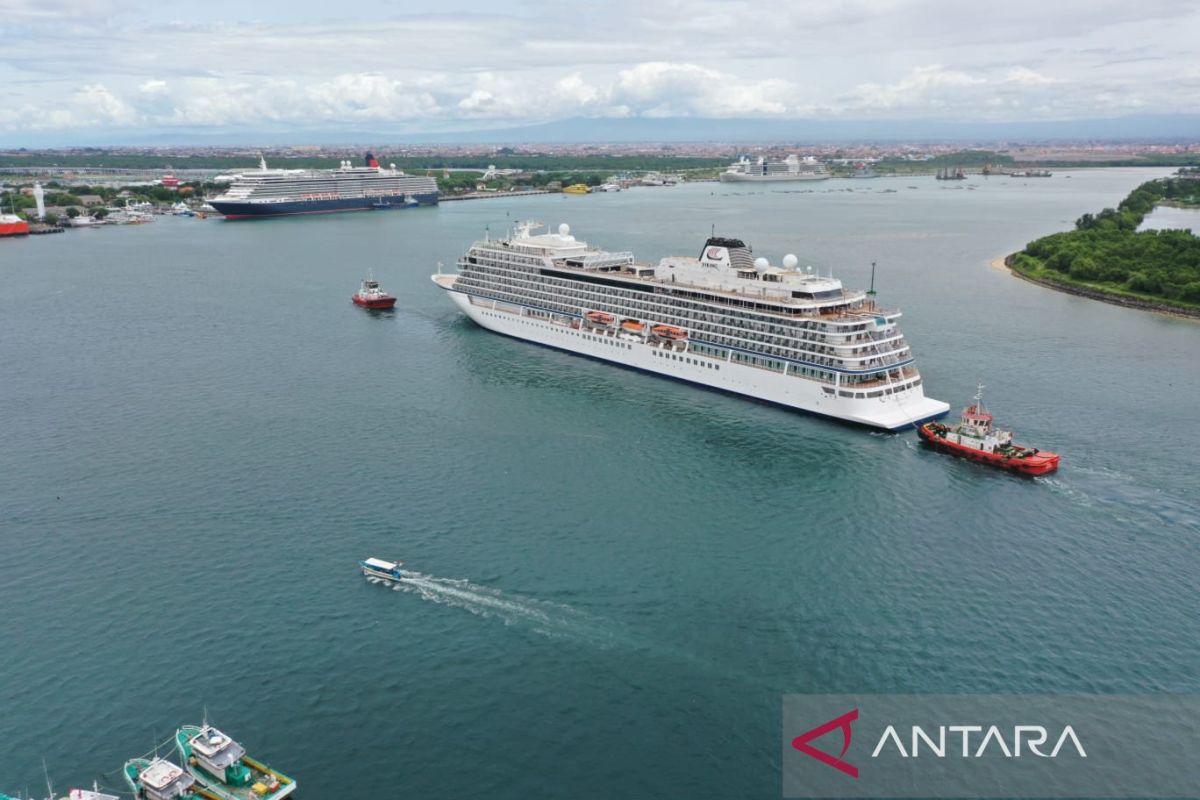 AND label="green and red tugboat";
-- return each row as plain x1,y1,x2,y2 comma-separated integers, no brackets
918,385,1060,475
